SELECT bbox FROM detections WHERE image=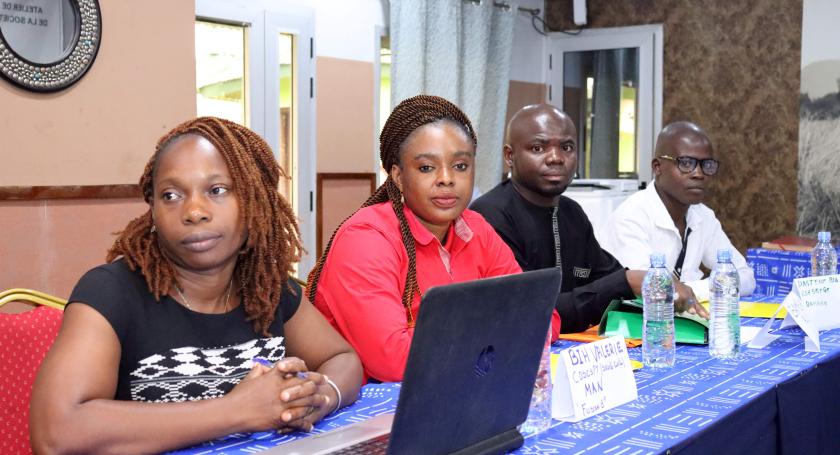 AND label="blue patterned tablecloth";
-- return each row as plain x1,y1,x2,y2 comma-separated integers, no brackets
746,247,840,297
170,298,840,455
522,318,836,454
